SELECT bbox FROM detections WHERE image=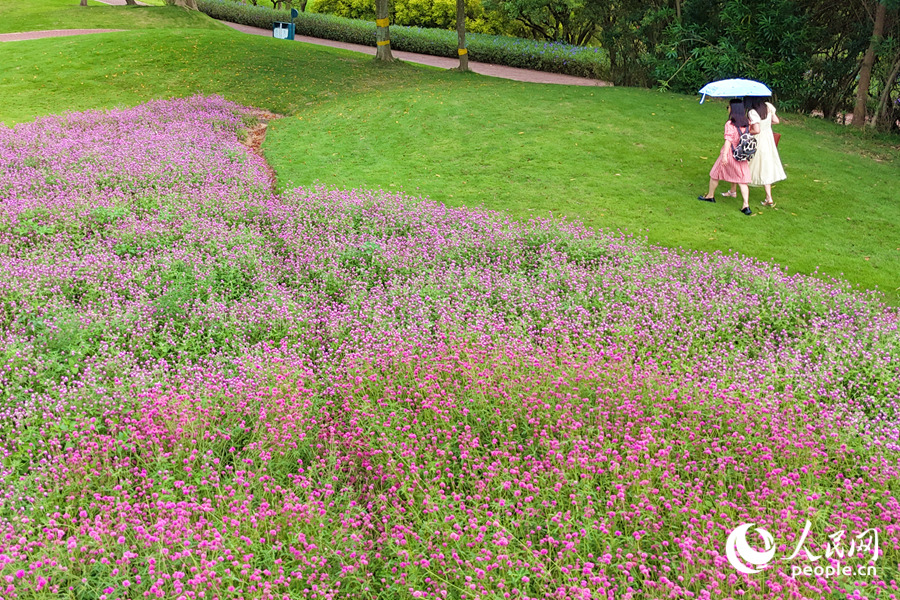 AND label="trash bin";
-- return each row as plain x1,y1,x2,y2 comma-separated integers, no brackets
273,22,295,40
